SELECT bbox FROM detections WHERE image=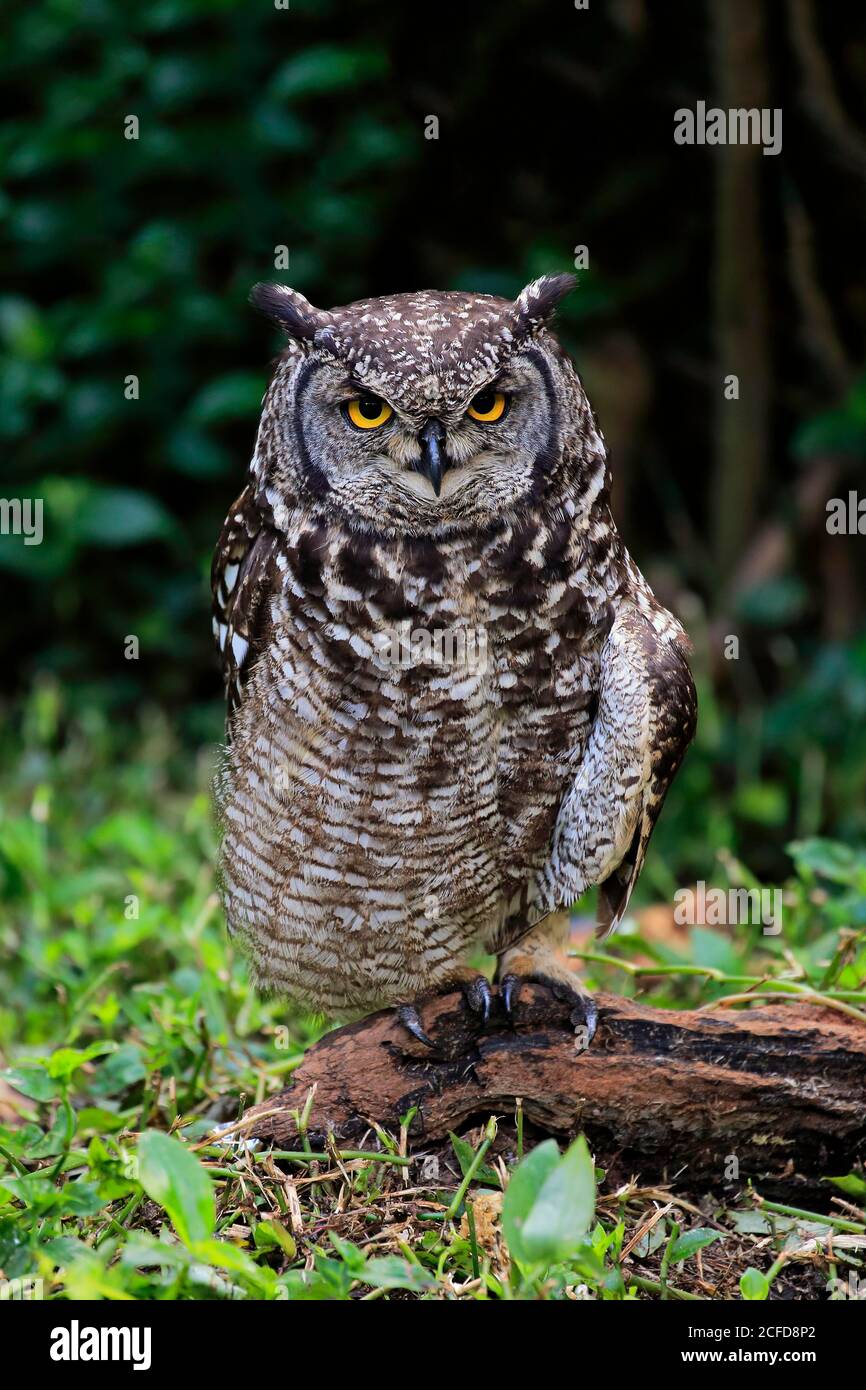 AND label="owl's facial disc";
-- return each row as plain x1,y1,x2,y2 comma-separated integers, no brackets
290,351,559,529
